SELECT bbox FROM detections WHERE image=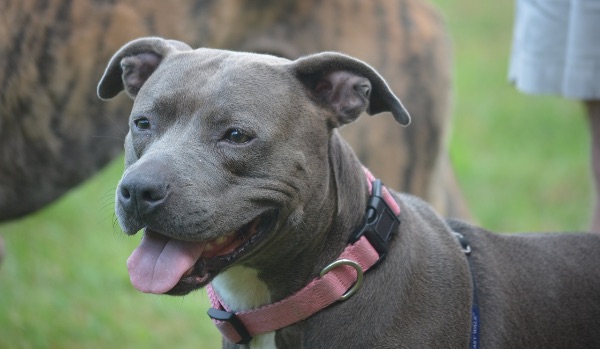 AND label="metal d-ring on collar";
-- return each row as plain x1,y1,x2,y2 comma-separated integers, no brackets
319,259,364,301
452,232,471,254
320,178,400,302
